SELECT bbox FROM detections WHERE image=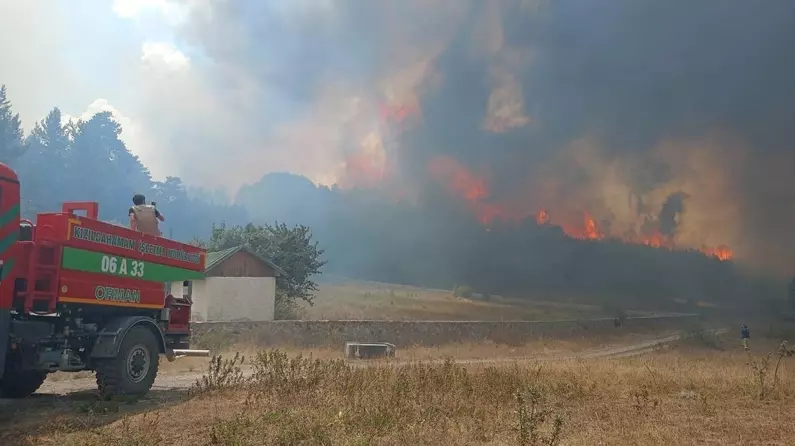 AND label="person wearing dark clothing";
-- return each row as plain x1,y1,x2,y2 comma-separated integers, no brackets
741,325,750,348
